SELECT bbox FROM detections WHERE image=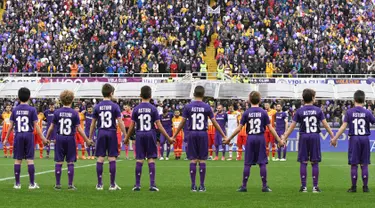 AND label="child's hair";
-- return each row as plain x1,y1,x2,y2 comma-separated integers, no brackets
60,90,75,106
140,86,152,99
102,83,115,98
354,90,365,104
249,91,261,105
193,86,205,98
18,87,31,102
302,88,316,103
